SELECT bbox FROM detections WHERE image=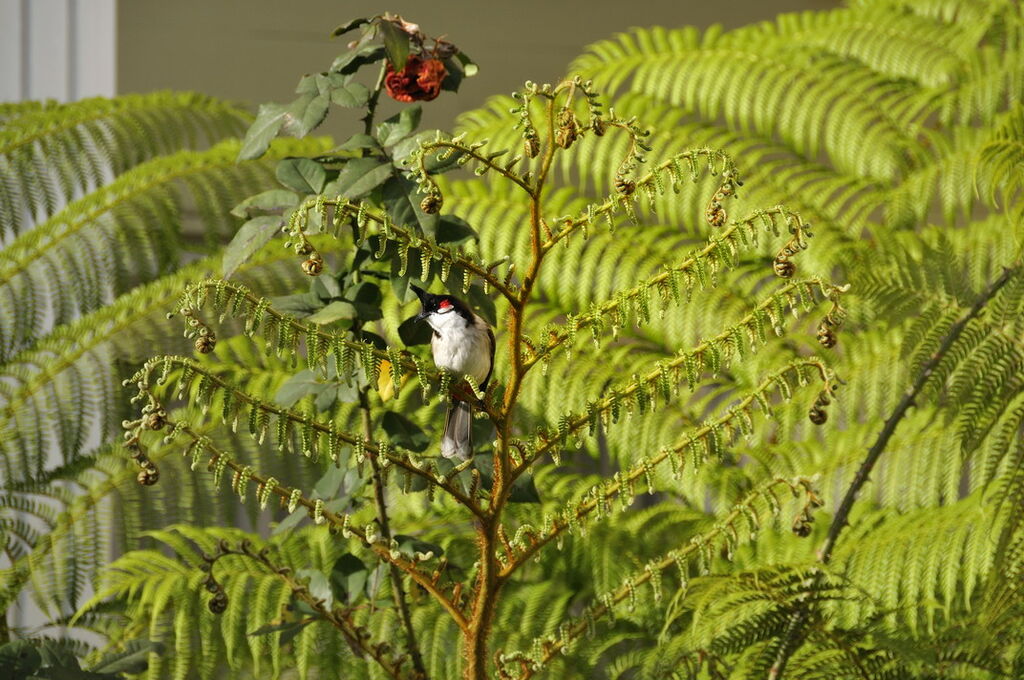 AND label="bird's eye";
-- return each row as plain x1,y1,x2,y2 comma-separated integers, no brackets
438,300,453,310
